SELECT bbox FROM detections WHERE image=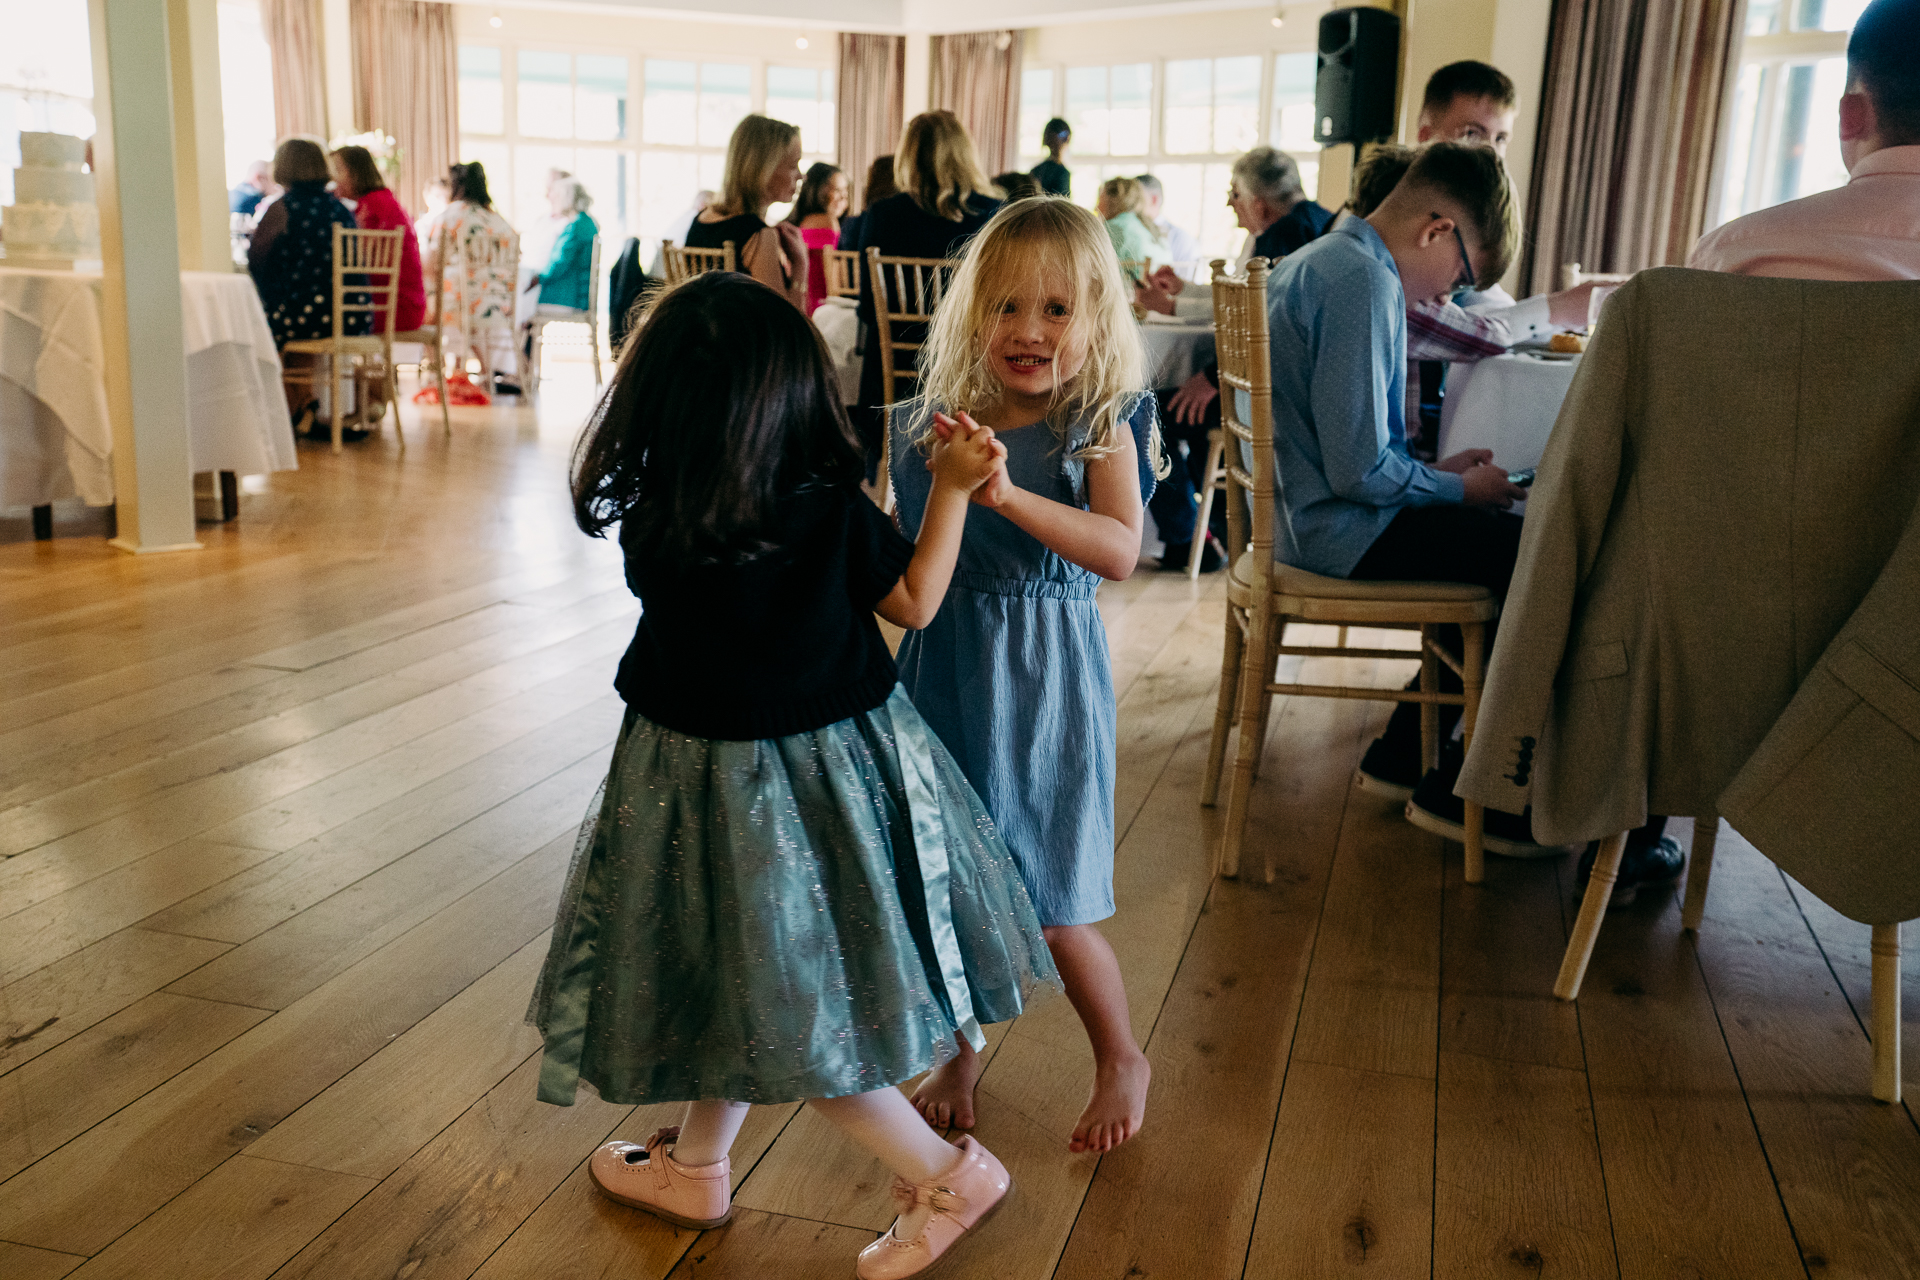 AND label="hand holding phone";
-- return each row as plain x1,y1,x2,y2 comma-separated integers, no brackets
1506,468,1536,488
